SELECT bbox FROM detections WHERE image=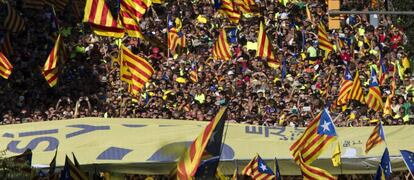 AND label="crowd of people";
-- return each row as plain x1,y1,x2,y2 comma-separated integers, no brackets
1,0,413,128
